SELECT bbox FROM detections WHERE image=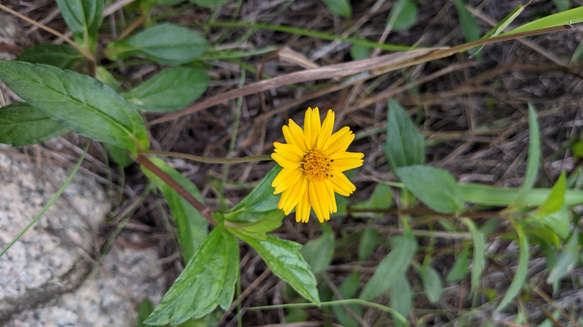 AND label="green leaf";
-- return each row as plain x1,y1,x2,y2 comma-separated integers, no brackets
123,67,209,112
418,265,443,304
504,6,583,35
547,231,581,288
536,172,566,217
239,234,320,304
189,0,232,7
481,5,525,40
145,226,239,325
462,218,485,294
321,0,352,18
16,44,85,69
523,104,541,191
141,158,208,262
0,102,69,146
496,223,529,312
390,274,412,327
383,99,424,169
106,144,133,168
332,271,362,327
0,61,149,155
387,0,418,31
358,227,378,261
446,247,470,281
395,165,463,213
553,0,571,11
351,184,392,218
56,0,103,53
452,0,480,43
137,298,154,327
105,23,209,66
227,210,284,241
359,233,417,301
301,224,335,274
96,66,123,93
350,44,369,61
539,206,570,240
